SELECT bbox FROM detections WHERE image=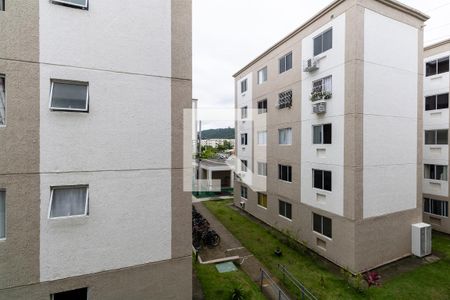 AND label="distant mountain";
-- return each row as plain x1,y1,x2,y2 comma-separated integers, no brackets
201,127,235,139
